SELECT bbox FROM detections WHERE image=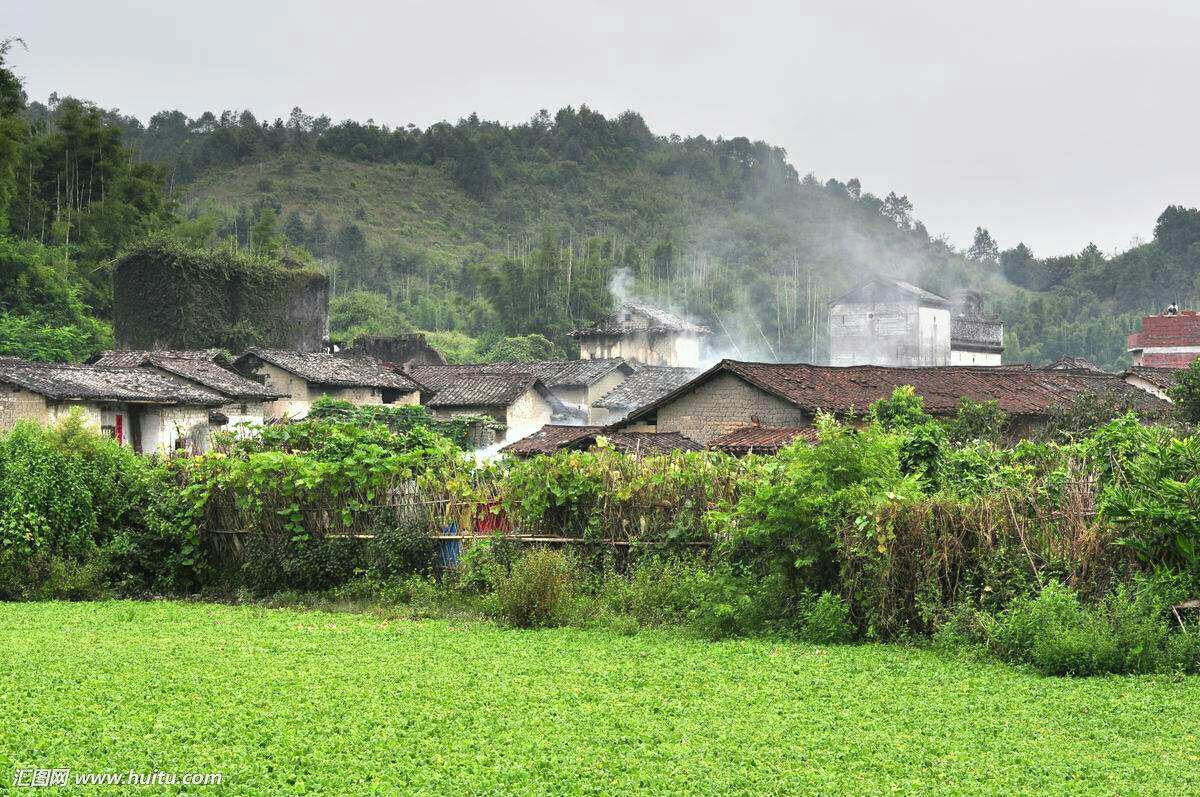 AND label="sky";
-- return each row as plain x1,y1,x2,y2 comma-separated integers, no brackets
7,0,1200,257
